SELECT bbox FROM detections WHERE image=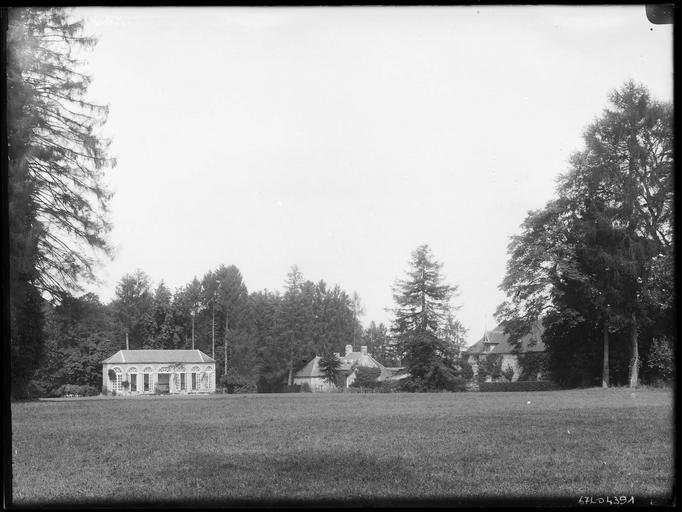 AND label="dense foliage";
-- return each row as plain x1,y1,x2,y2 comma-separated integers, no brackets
474,354,503,385
350,366,382,389
30,293,118,397
29,265,382,396
496,82,674,388
516,352,550,382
